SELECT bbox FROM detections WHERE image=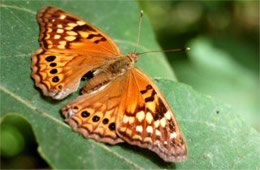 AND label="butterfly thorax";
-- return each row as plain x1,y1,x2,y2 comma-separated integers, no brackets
82,55,136,94
126,52,139,63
